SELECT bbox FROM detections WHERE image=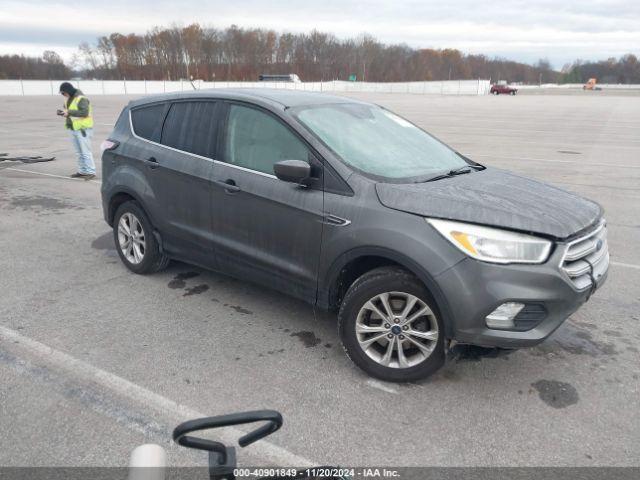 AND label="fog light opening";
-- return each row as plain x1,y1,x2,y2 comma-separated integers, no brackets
486,302,525,330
